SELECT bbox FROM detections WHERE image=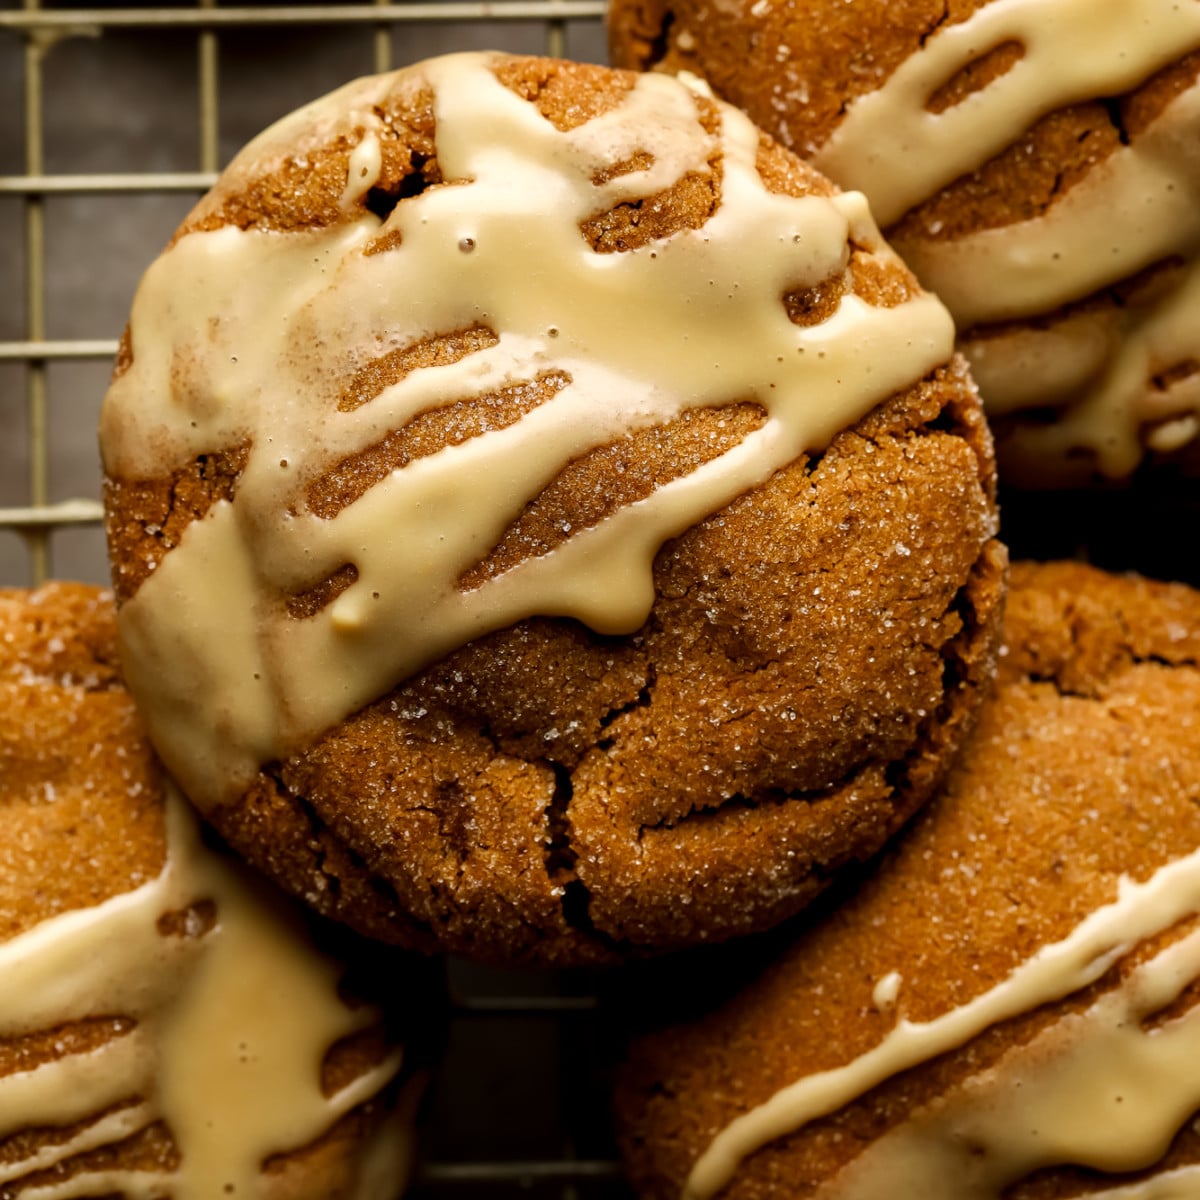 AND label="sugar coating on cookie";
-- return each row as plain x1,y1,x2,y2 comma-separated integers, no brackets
616,561,1200,1200
0,583,418,1200
610,0,1200,484
102,53,1003,965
